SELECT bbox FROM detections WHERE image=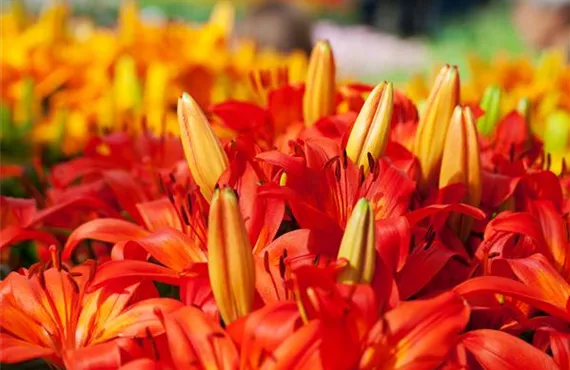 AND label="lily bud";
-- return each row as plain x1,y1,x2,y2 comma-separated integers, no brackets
337,198,376,284
345,82,394,173
208,187,255,324
303,40,336,126
477,85,502,136
439,106,482,239
177,92,229,201
413,65,460,191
